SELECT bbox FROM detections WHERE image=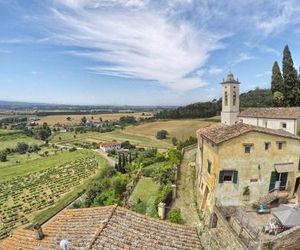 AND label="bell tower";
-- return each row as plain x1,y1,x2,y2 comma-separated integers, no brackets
221,72,240,125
